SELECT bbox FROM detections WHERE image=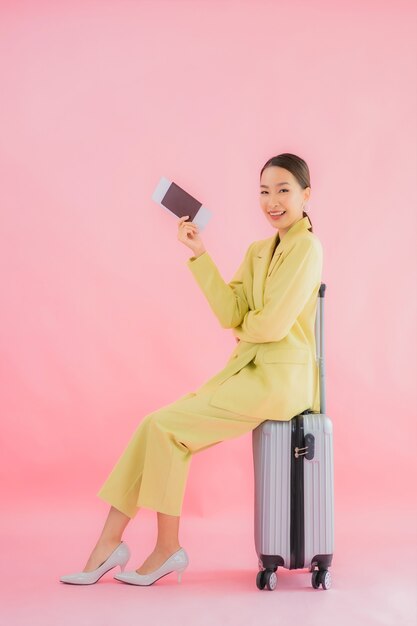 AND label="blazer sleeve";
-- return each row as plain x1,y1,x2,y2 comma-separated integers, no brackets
186,242,255,329
233,237,323,343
